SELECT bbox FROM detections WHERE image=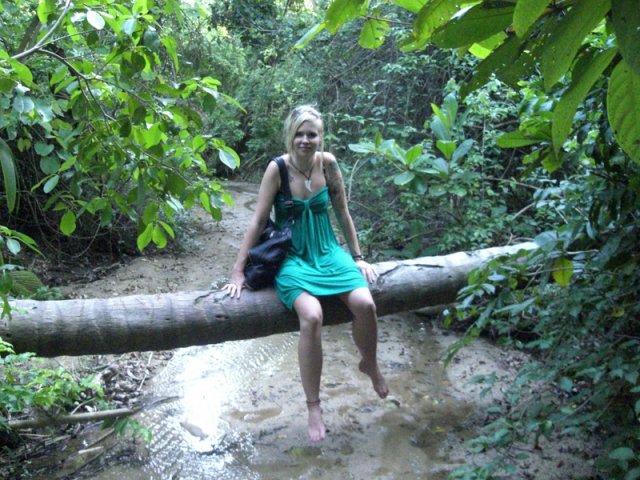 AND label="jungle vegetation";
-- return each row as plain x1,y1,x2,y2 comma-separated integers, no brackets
1,0,639,478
